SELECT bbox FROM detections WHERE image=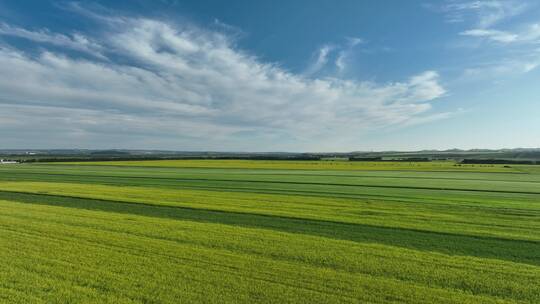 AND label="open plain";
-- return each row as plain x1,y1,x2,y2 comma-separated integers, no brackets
0,160,539,303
